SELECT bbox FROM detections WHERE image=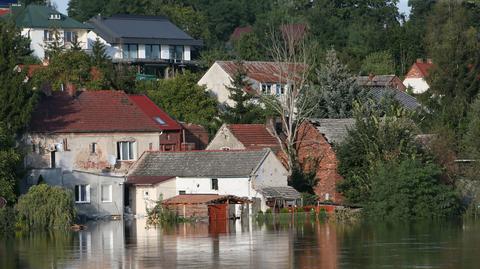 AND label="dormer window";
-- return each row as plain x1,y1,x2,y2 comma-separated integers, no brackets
153,117,166,125
49,13,62,20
